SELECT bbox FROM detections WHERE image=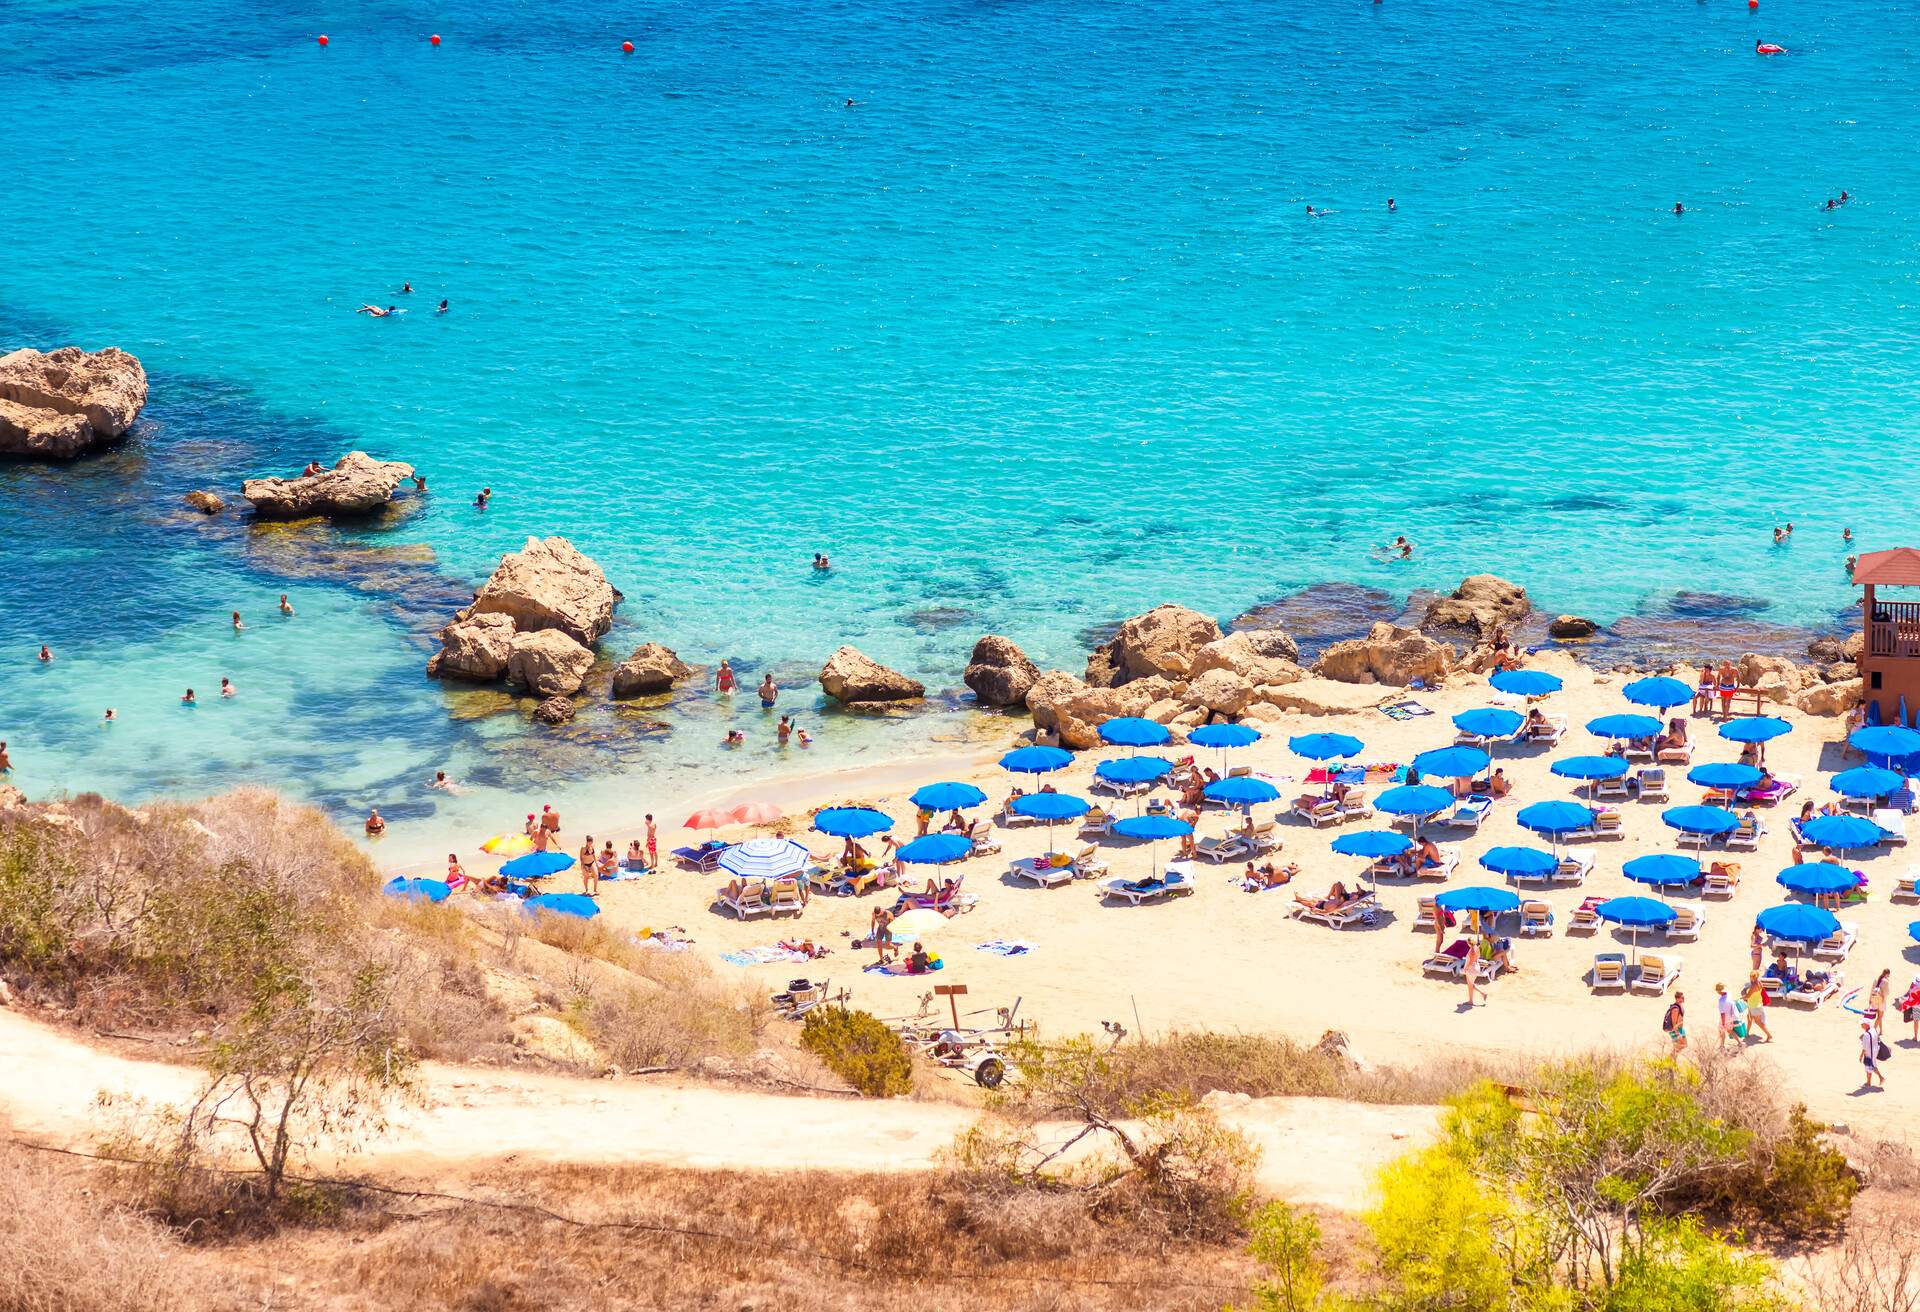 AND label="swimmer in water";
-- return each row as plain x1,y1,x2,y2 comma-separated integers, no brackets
220,677,235,698
37,644,51,663
777,714,793,745
1394,534,1414,560
430,770,455,790
1773,526,1786,544
475,486,491,509
357,304,402,317
1841,190,1850,204
365,807,386,836
1844,527,1854,543
845,98,859,107
1673,202,1685,215
0,742,10,772
1387,197,1396,212
1825,198,1836,210
103,708,116,722
725,729,746,747
1755,39,1785,54
813,552,831,570
796,727,813,747
413,475,427,492
400,282,413,294
302,460,325,477
437,299,449,313
182,688,196,705
1305,205,1319,218
279,594,295,616
232,610,245,631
